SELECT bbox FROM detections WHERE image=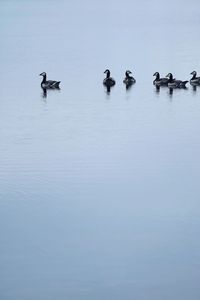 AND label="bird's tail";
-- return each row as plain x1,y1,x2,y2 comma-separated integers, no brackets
182,80,188,86
54,81,61,88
